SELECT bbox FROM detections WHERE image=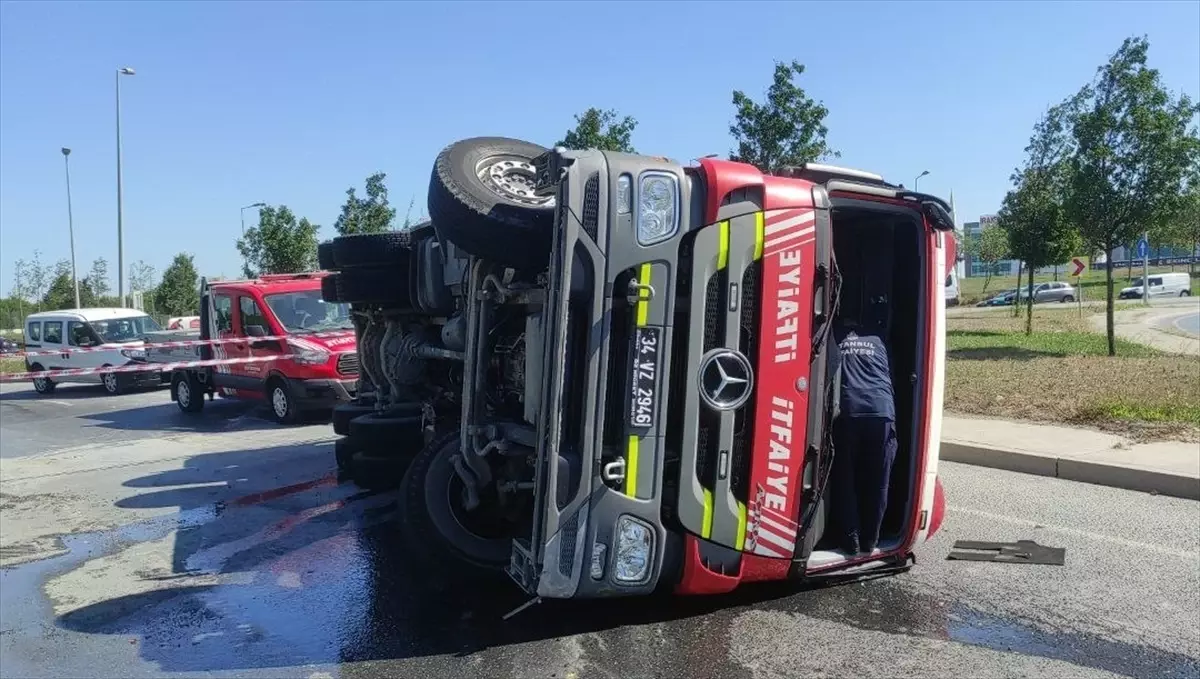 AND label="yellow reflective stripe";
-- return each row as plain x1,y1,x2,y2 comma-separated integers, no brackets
735,501,747,551
635,263,652,326
753,211,765,260
701,488,714,539
625,434,639,497
717,221,730,270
